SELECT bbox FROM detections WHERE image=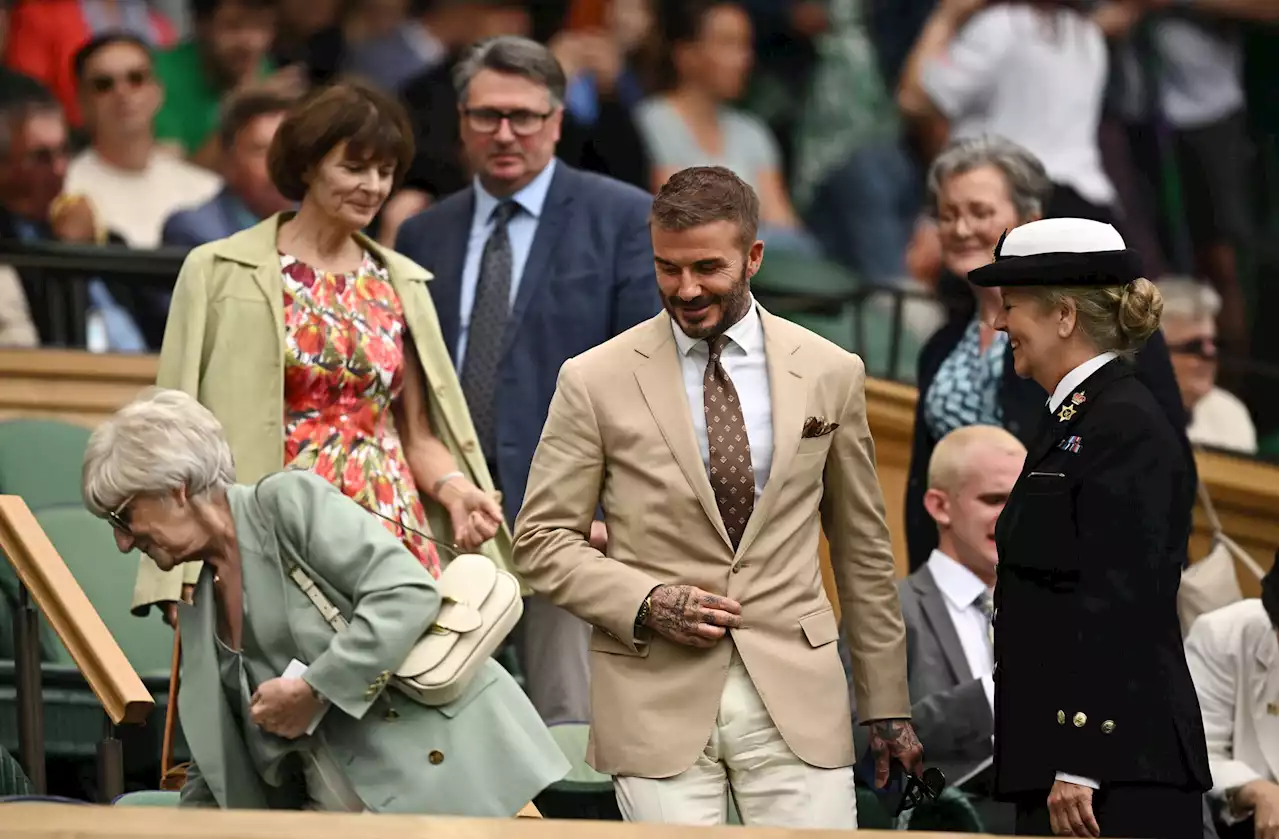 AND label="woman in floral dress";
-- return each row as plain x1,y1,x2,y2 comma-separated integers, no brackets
133,82,507,617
